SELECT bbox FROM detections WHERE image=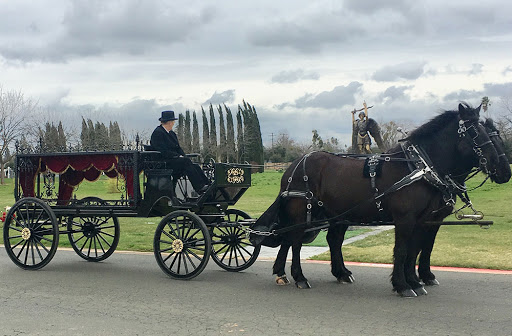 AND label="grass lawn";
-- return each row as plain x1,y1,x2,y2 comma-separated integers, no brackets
1,168,511,269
